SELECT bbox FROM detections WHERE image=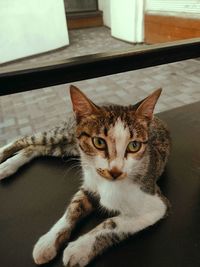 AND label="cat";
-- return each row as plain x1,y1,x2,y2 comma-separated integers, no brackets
0,85,171,267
